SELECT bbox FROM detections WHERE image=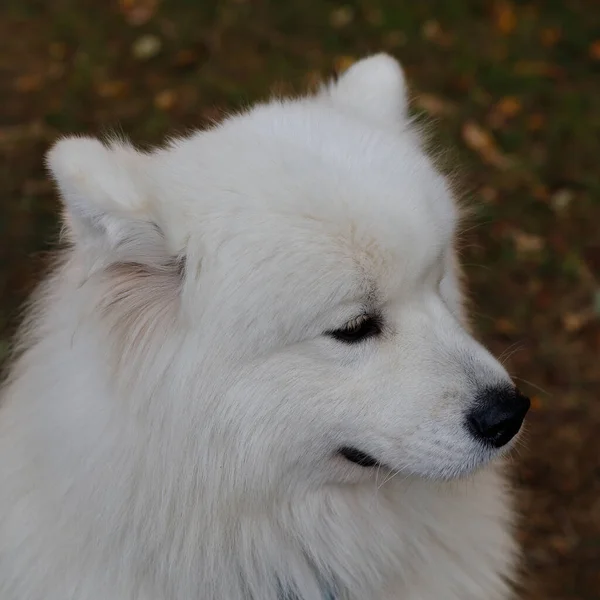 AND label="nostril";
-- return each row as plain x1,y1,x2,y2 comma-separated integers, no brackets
466,386,530,448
